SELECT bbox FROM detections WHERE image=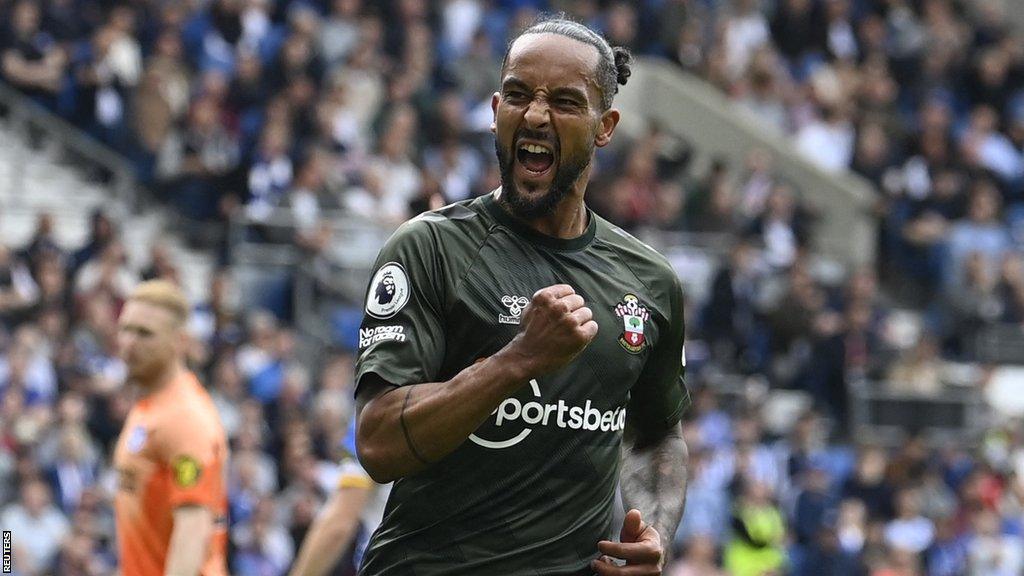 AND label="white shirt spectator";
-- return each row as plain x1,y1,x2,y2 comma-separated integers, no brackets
0,350,57,405
0,498,70,572
231,515,295,574
795,117,855,172
724,7,770,80
969,533,1024,576
443,0,483,59
884,515,935,553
